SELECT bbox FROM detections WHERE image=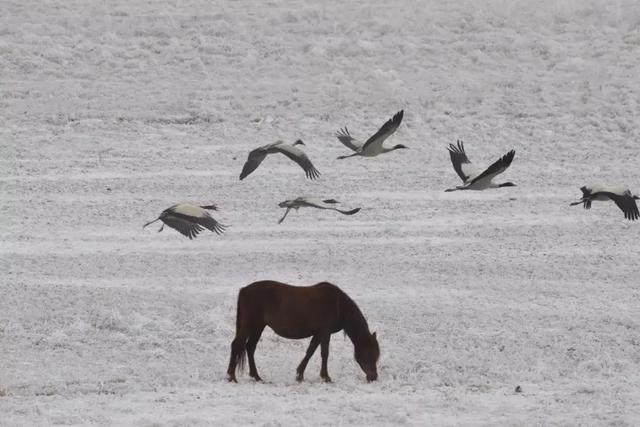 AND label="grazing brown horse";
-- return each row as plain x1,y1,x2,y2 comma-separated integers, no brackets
227,280,380,383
